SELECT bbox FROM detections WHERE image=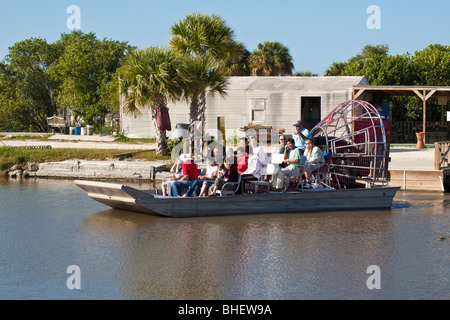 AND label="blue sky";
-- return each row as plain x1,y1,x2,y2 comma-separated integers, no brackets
0,0,448,75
